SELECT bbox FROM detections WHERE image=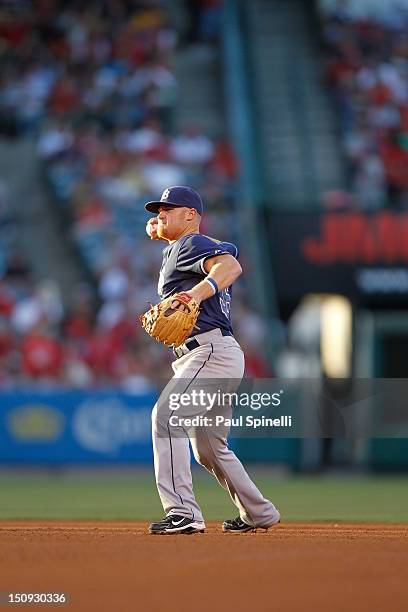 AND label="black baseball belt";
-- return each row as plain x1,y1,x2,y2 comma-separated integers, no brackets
173,328,232,359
